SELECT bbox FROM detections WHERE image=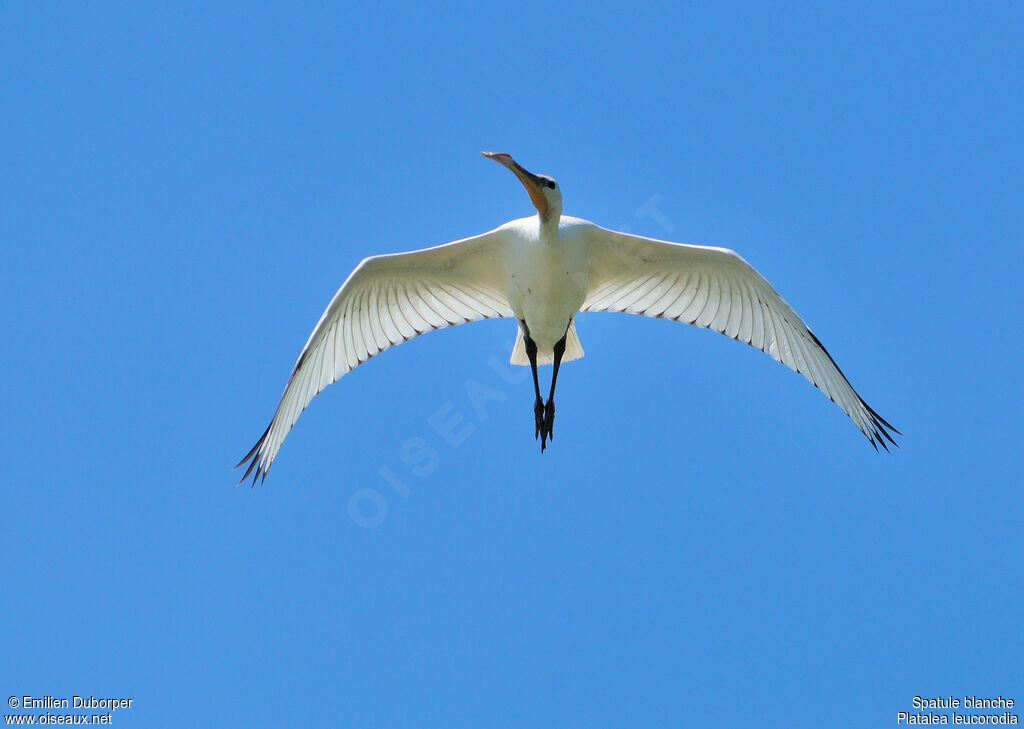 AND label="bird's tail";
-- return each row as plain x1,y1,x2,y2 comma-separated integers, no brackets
510,320,584,366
